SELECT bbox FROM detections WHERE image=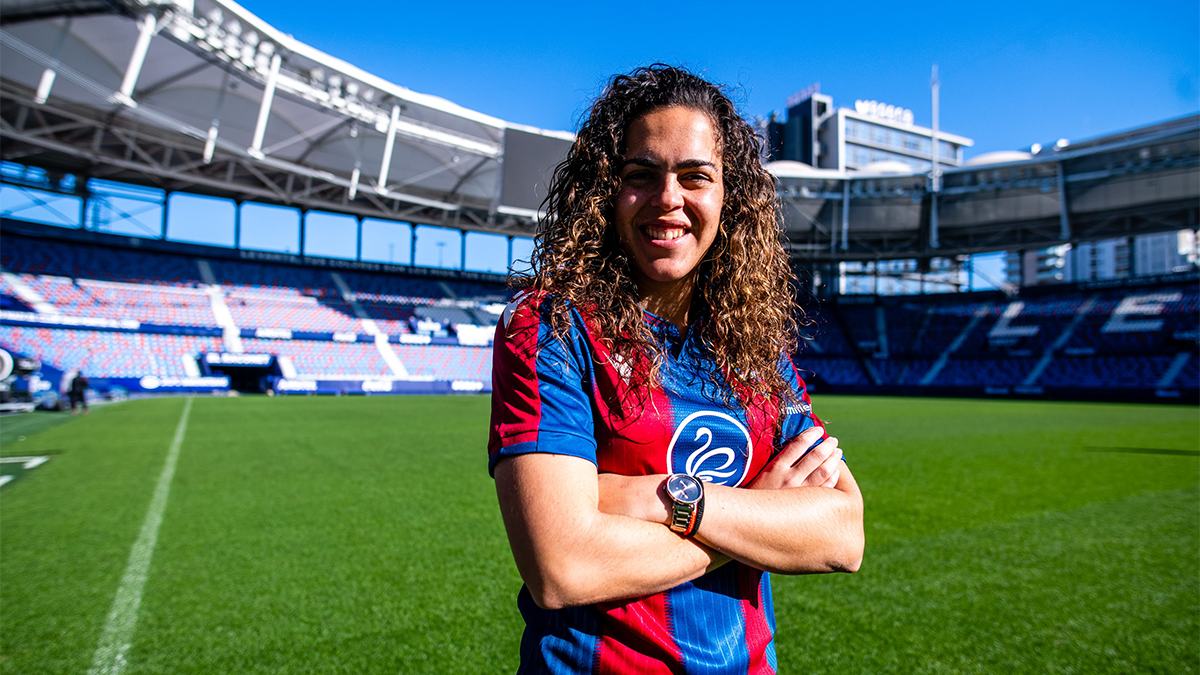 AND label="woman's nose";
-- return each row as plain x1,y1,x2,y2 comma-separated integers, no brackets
652,175,685,209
